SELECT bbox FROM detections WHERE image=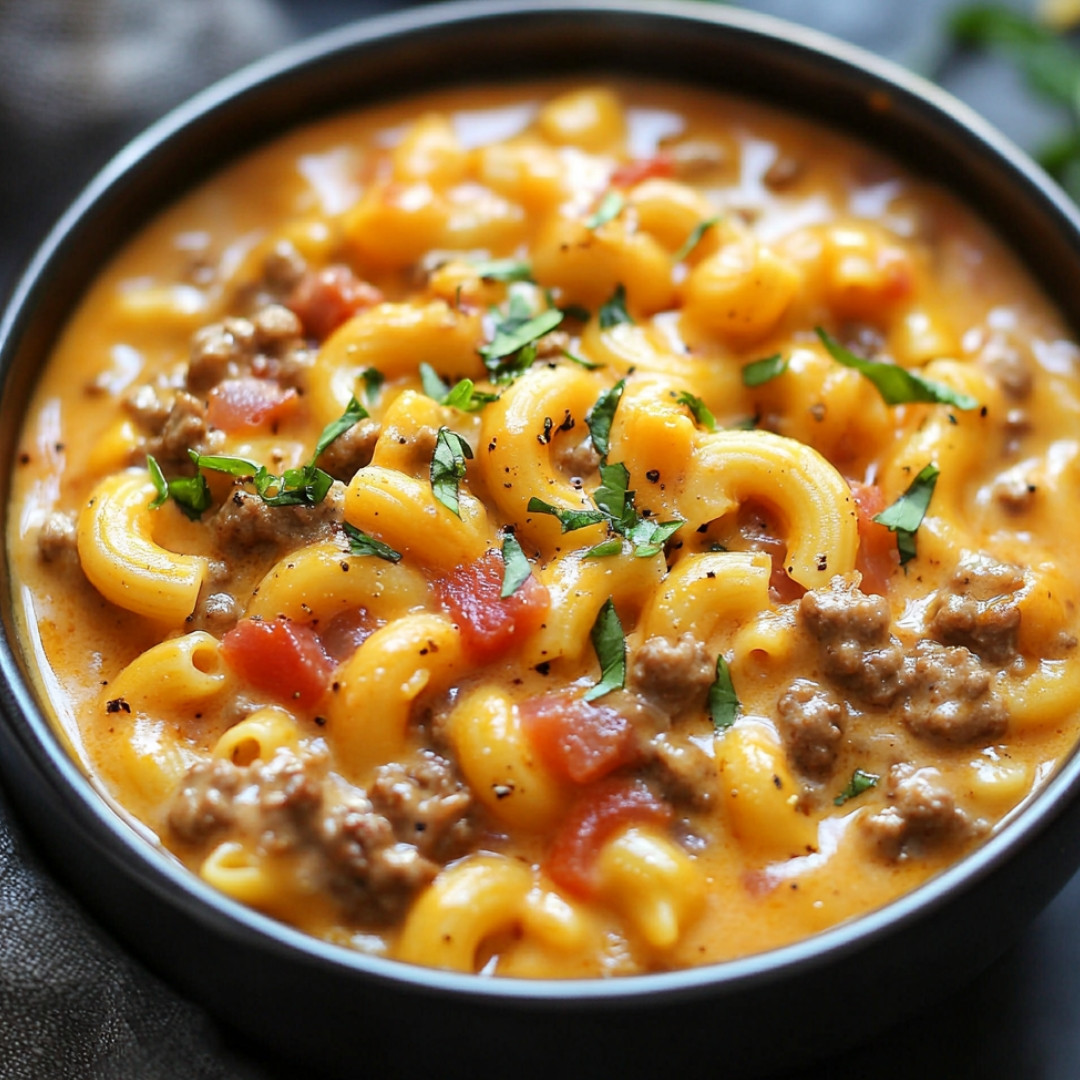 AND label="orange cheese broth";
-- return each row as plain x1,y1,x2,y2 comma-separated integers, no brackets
9,78,1080,976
